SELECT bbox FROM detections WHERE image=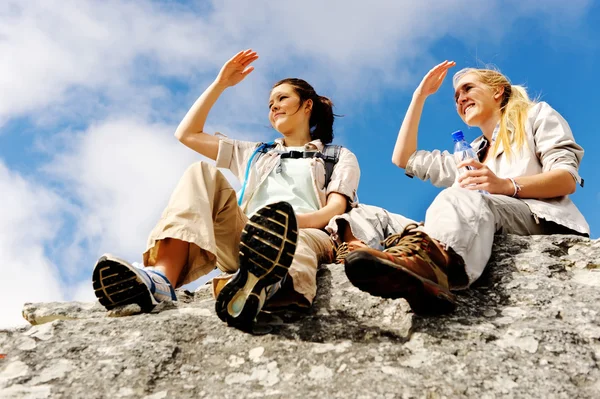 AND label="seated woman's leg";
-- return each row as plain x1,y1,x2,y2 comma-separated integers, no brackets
212,221,337,329
343,187,545,314
144,161,246,287
214,201,298,328
329,220,368,263
93,161,244,311
151,238,189,287
425,187,544,285
265,227,334,308
327,204,417,263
